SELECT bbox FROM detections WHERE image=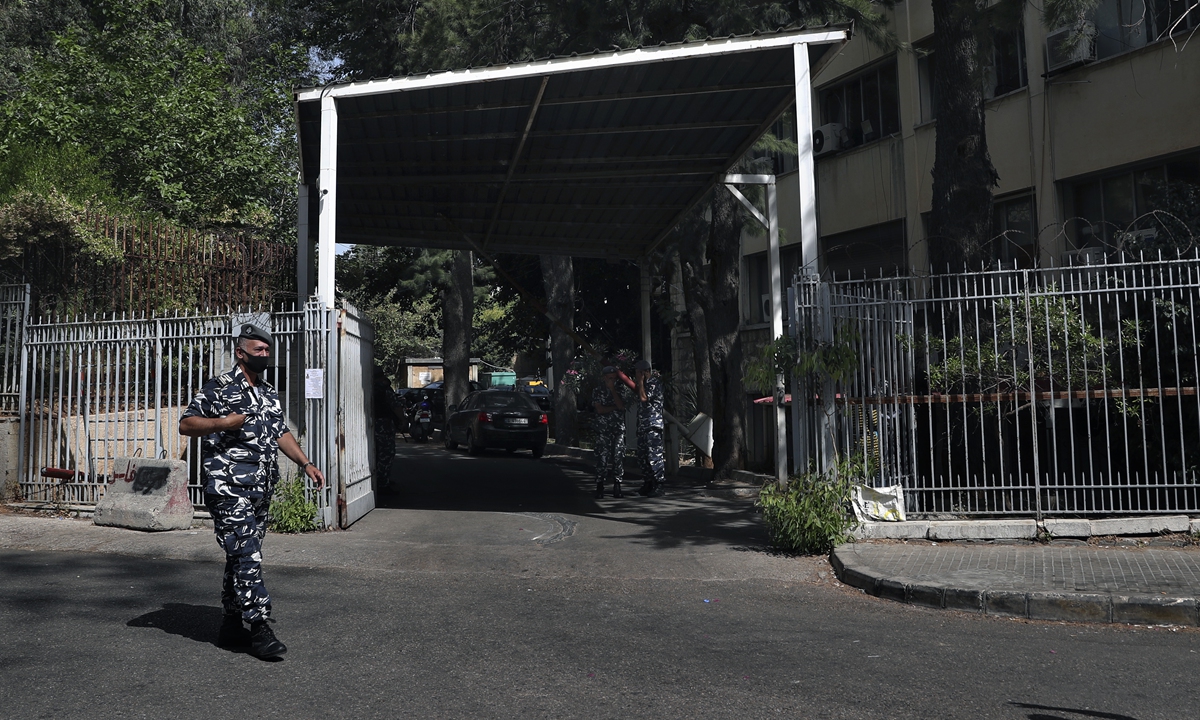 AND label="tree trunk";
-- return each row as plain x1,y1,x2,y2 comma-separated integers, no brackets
706,187,747,479
677,212,714,420
540,254,577,445
928,0,1000,271
442,250,474,411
